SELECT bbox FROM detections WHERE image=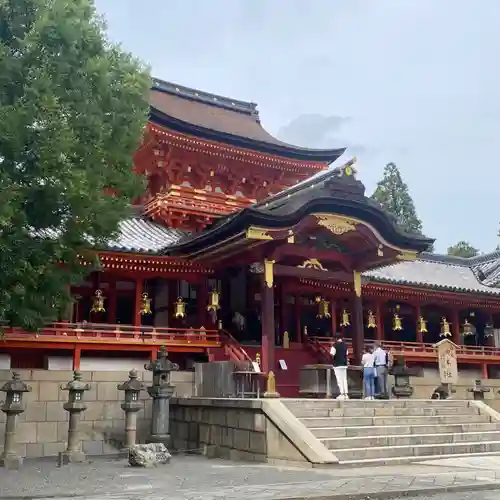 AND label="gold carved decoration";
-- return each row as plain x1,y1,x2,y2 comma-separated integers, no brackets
264,259,275,288
396,251,417,262
315,214,356,236
287,230,295,243
367,310,377,329
174,297,186,319
353,270,362,297
139,293,152,315
246,226,273,240
298,258,327,271
440,317,451,338
91,289,106,313
207,289,220,312
340,309,350,327
418,316,428,333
